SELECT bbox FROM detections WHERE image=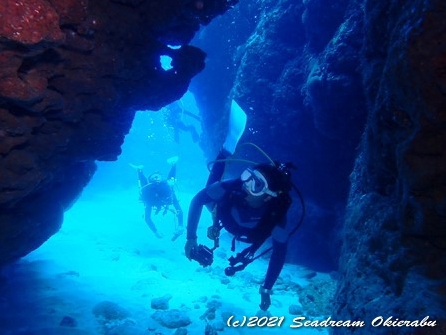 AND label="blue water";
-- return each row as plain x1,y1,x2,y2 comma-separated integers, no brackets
0,1,343,330
87,91,206,195
0,97,330,334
